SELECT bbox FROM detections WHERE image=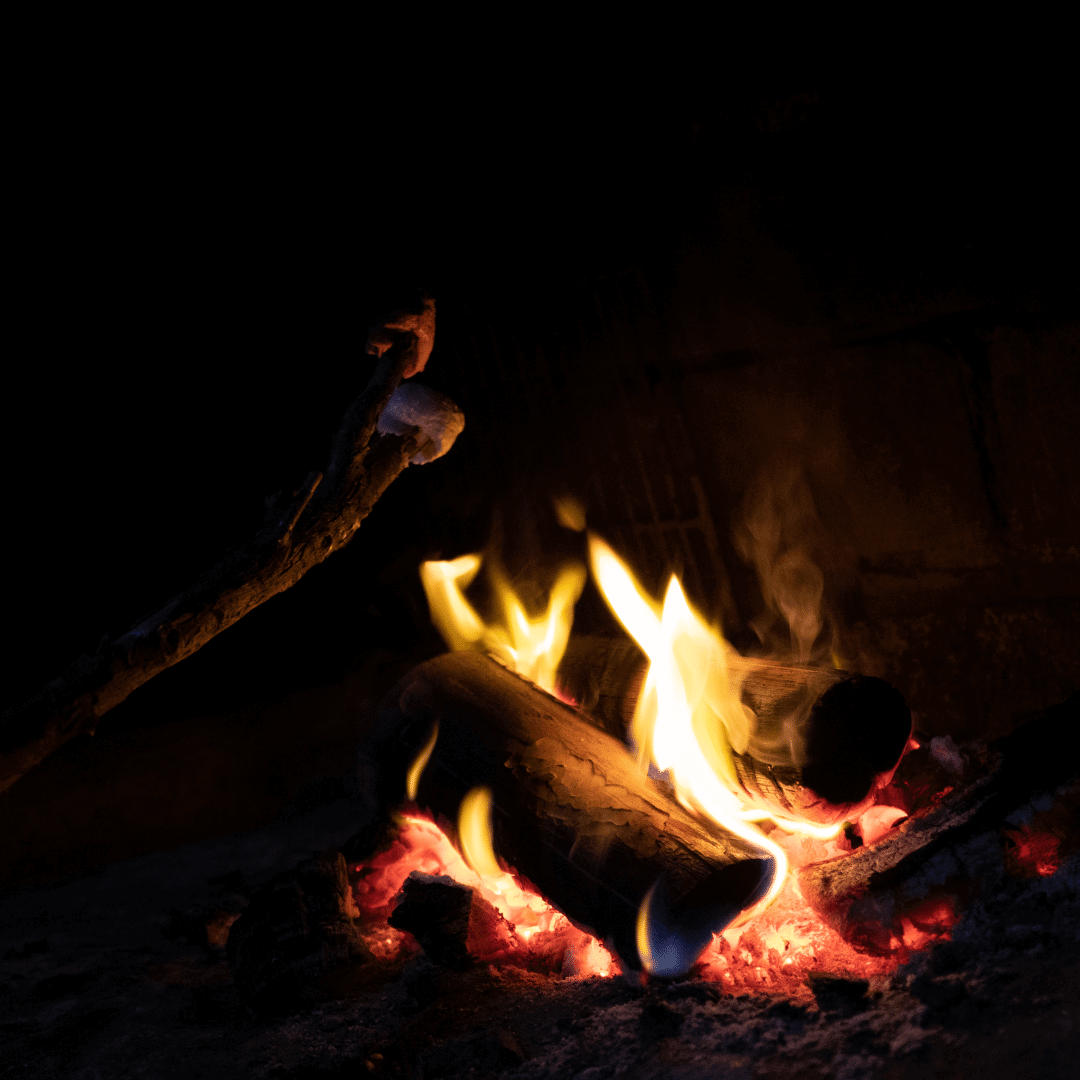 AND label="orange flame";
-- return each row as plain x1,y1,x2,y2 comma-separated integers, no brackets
420,554,585,695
